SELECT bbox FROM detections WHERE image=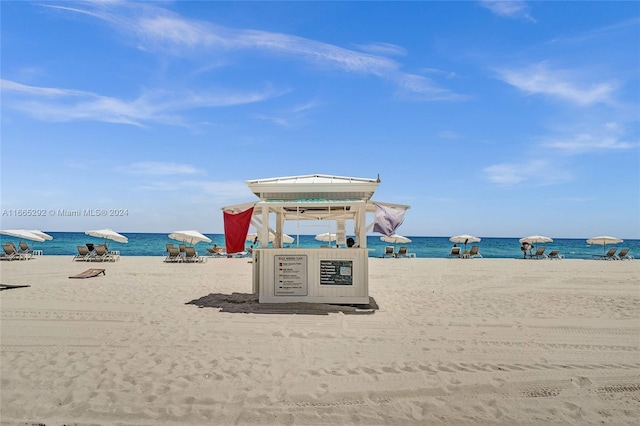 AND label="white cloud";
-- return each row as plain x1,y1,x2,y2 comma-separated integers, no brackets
496,63,616,106
355,42,407,57
118,162,204,175
395,74,468,101
479,0,536,22
44,2,462,100
483,159,571,185
1,79,283,126
543,132,637,154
